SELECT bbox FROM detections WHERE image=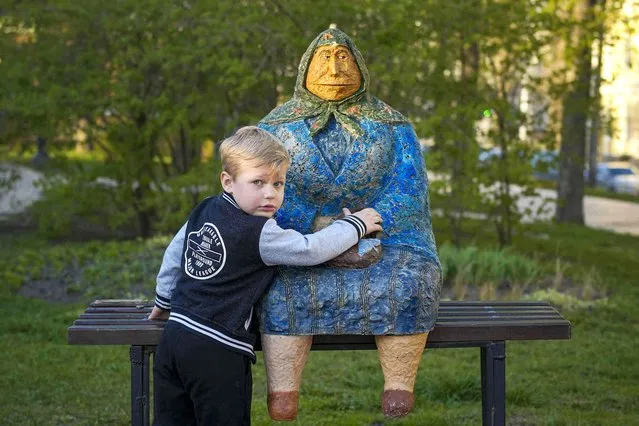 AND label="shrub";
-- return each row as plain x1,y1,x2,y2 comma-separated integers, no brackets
438,242,543,289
